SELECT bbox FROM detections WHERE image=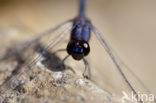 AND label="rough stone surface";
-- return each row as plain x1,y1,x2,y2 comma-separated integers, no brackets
0,56,113,103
